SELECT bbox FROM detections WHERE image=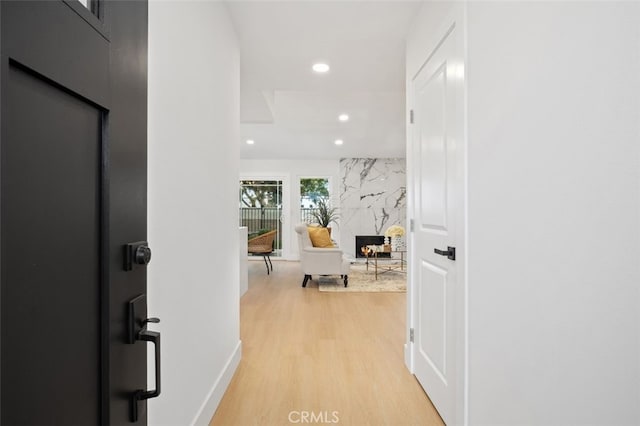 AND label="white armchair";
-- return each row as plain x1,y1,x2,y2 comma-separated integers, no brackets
295,224,350,287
